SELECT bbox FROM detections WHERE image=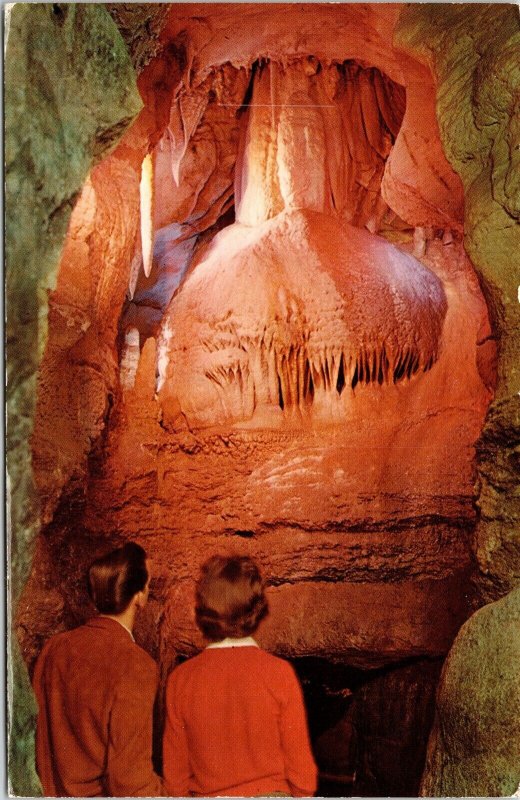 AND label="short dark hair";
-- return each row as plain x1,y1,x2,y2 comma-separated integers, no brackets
87,542,148,615
195,555,268,641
